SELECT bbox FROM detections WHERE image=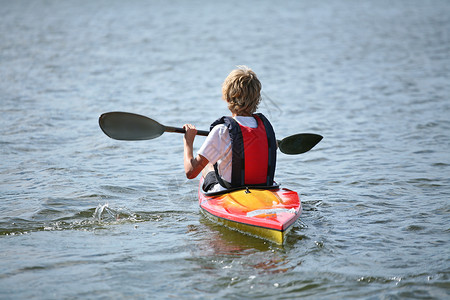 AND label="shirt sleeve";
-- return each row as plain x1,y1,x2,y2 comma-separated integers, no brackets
197,124,230,165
